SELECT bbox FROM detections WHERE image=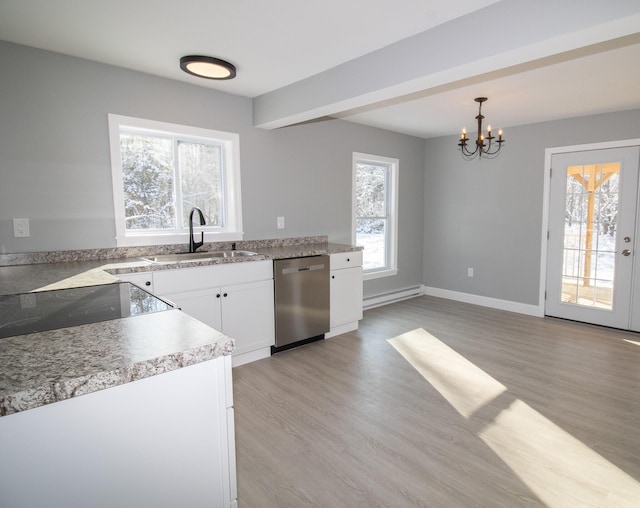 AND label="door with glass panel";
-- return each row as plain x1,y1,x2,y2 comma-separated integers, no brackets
546,146,640,330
